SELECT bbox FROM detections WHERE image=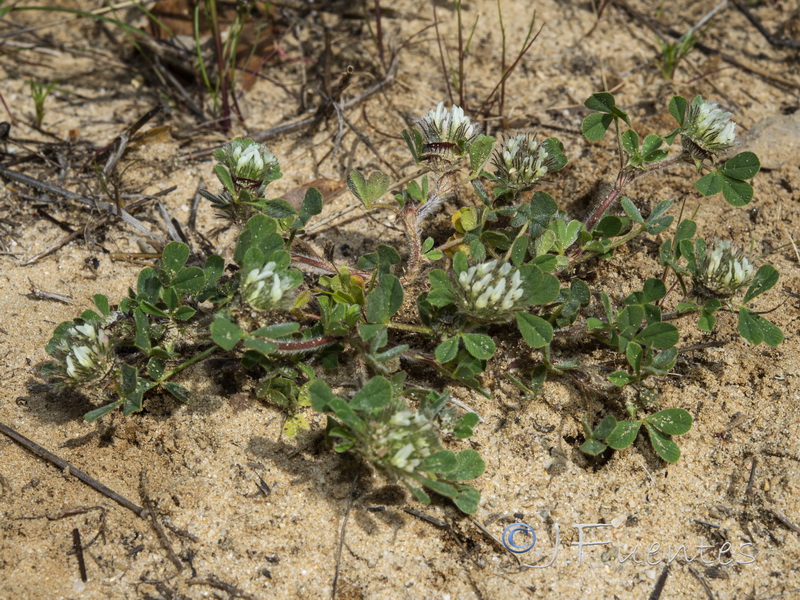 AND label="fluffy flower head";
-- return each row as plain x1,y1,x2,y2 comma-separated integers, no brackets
214,138,280,187
45,317,116,385
682,97,737,158
492,133,567,194
242,261,301,311
416,102,480,166
455,259,525,320
694,240,754,297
